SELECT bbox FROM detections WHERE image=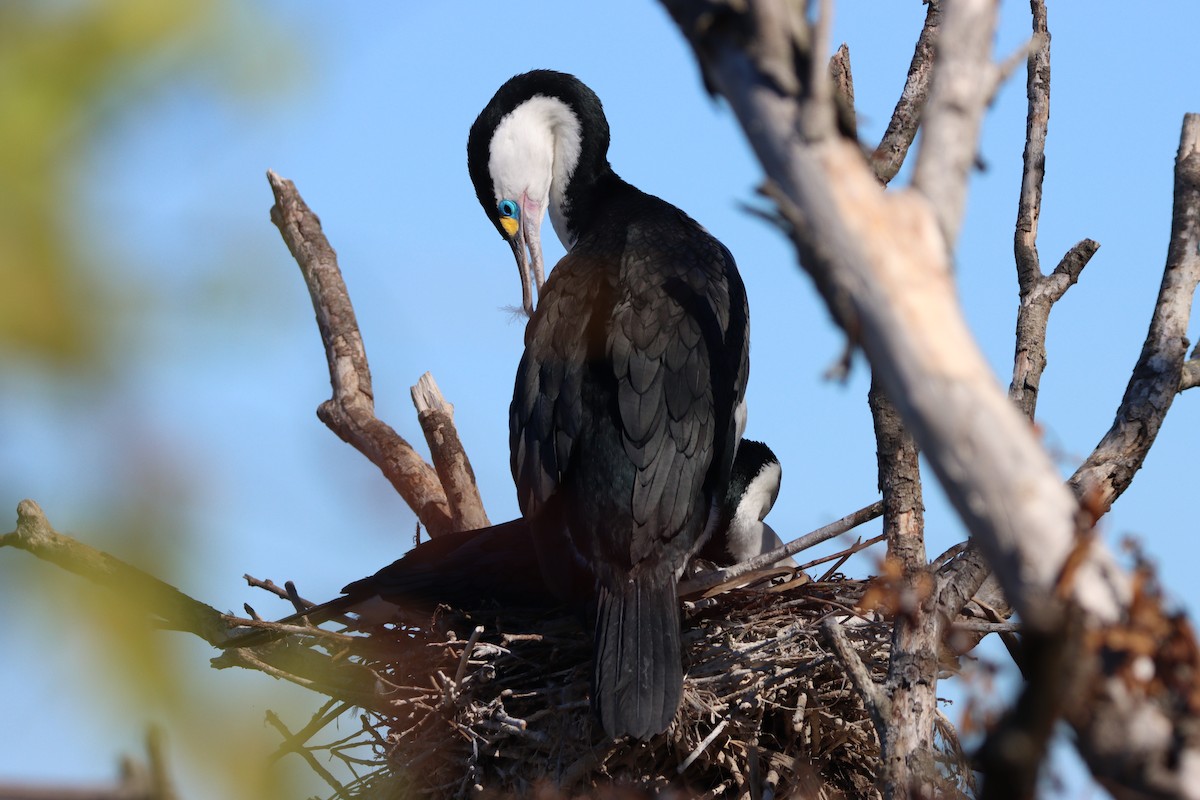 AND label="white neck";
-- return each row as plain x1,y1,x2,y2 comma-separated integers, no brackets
488,95,582,250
